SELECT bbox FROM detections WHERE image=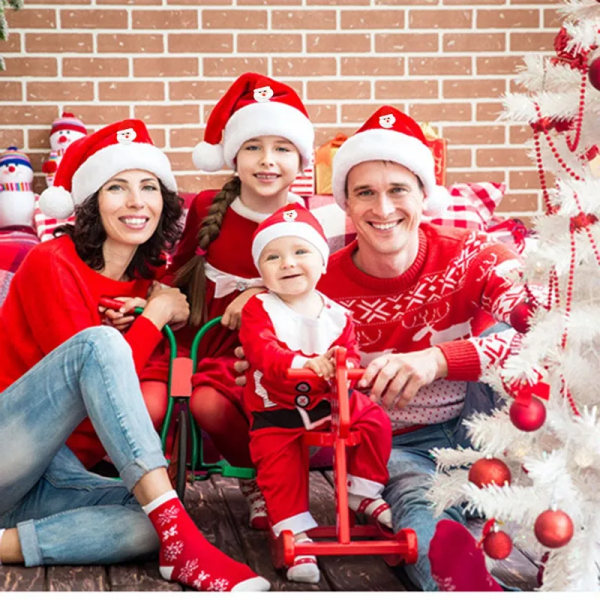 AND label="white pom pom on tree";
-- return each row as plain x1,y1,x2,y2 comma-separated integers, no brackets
427,0,600,591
